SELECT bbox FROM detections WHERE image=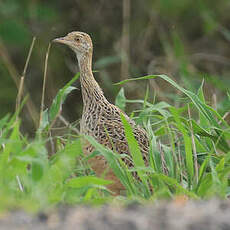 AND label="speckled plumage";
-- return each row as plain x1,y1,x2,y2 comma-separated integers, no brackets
53,32,149,194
